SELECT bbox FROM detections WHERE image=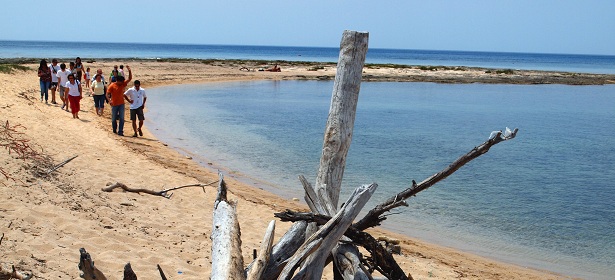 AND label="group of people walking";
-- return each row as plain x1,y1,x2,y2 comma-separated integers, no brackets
37,58,148,137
